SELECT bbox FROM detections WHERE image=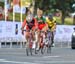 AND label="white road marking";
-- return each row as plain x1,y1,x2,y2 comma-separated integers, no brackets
43,55,60,58
0,59,5,61
35,60,75,63
49,61,75,63
0,59,37,64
